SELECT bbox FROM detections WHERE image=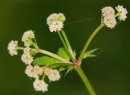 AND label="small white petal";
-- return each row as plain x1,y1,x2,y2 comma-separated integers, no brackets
21,53,33,65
